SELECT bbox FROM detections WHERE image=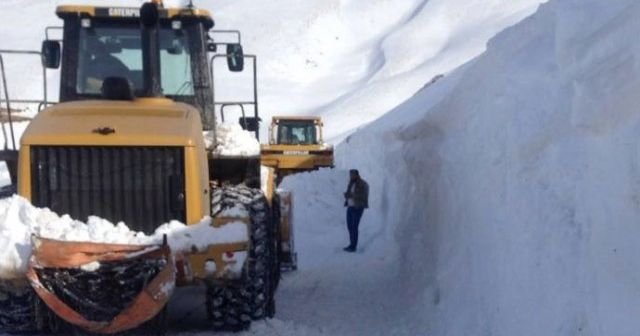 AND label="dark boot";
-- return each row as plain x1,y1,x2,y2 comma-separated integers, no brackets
343,246,356,252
